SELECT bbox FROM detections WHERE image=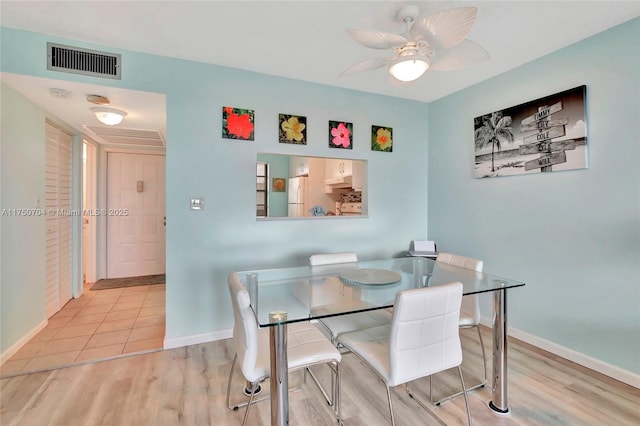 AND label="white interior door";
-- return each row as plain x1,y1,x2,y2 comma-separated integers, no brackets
107,152,166,278
45,122,73,318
